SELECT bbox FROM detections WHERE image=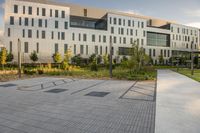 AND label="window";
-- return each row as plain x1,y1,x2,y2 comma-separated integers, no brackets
123,37,126,44
64,22,68,29
9,41,12,53
103,36,106,43
99,35,101,42
45,19,47,27
64,44,68,53
19,17,22,25
128,20,131,26
23,6,25,14
84,9,87,17
22,29,25,37
38,19,42,27
141,22,144,28
100,46,102,55
79,34,81,41
149,49,152,57
24,42,29,53
95,46,98,54
36,43,39,53
50,9,52,17
24,18,28,26
42,8,46,16
113,37,116,43
36,30,39,38
58,32,60,40
80,45,84,54
141,39,144,45
72,33,75,41
8,28,10,37
61,32,65,40
37,8,39,16
10,16,14,25
74,44,76,55
83,34,87,41
110,17,112,24
14,5,18,13
51,31,54,39
61,11,65,18
111,27,114,34
55,43,58,53
28,6,32,15
28,29,32,38
119,19,121,25
135,30,138,36
138,21,140,28
42,31,45,39
153,49,155,57
130,29,133,36
92,34,95,42
114,18,117,24
105,46,108,54
132,20,134,27
31,18,34,26
121,28,124,35
55,10,58,17
86,45,88,55
55,21,59,28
